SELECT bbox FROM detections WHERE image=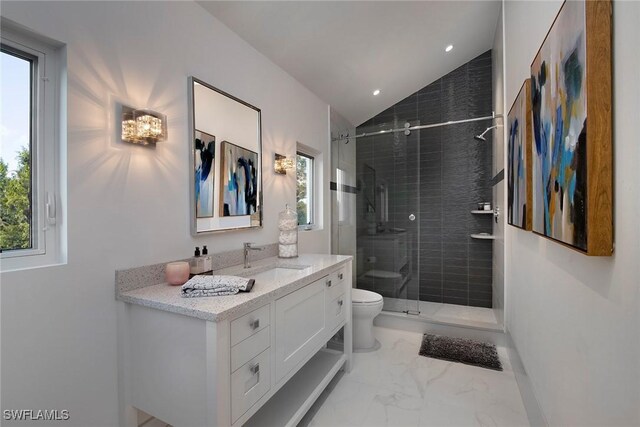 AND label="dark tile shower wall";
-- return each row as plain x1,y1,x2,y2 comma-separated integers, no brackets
357,51,493,308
